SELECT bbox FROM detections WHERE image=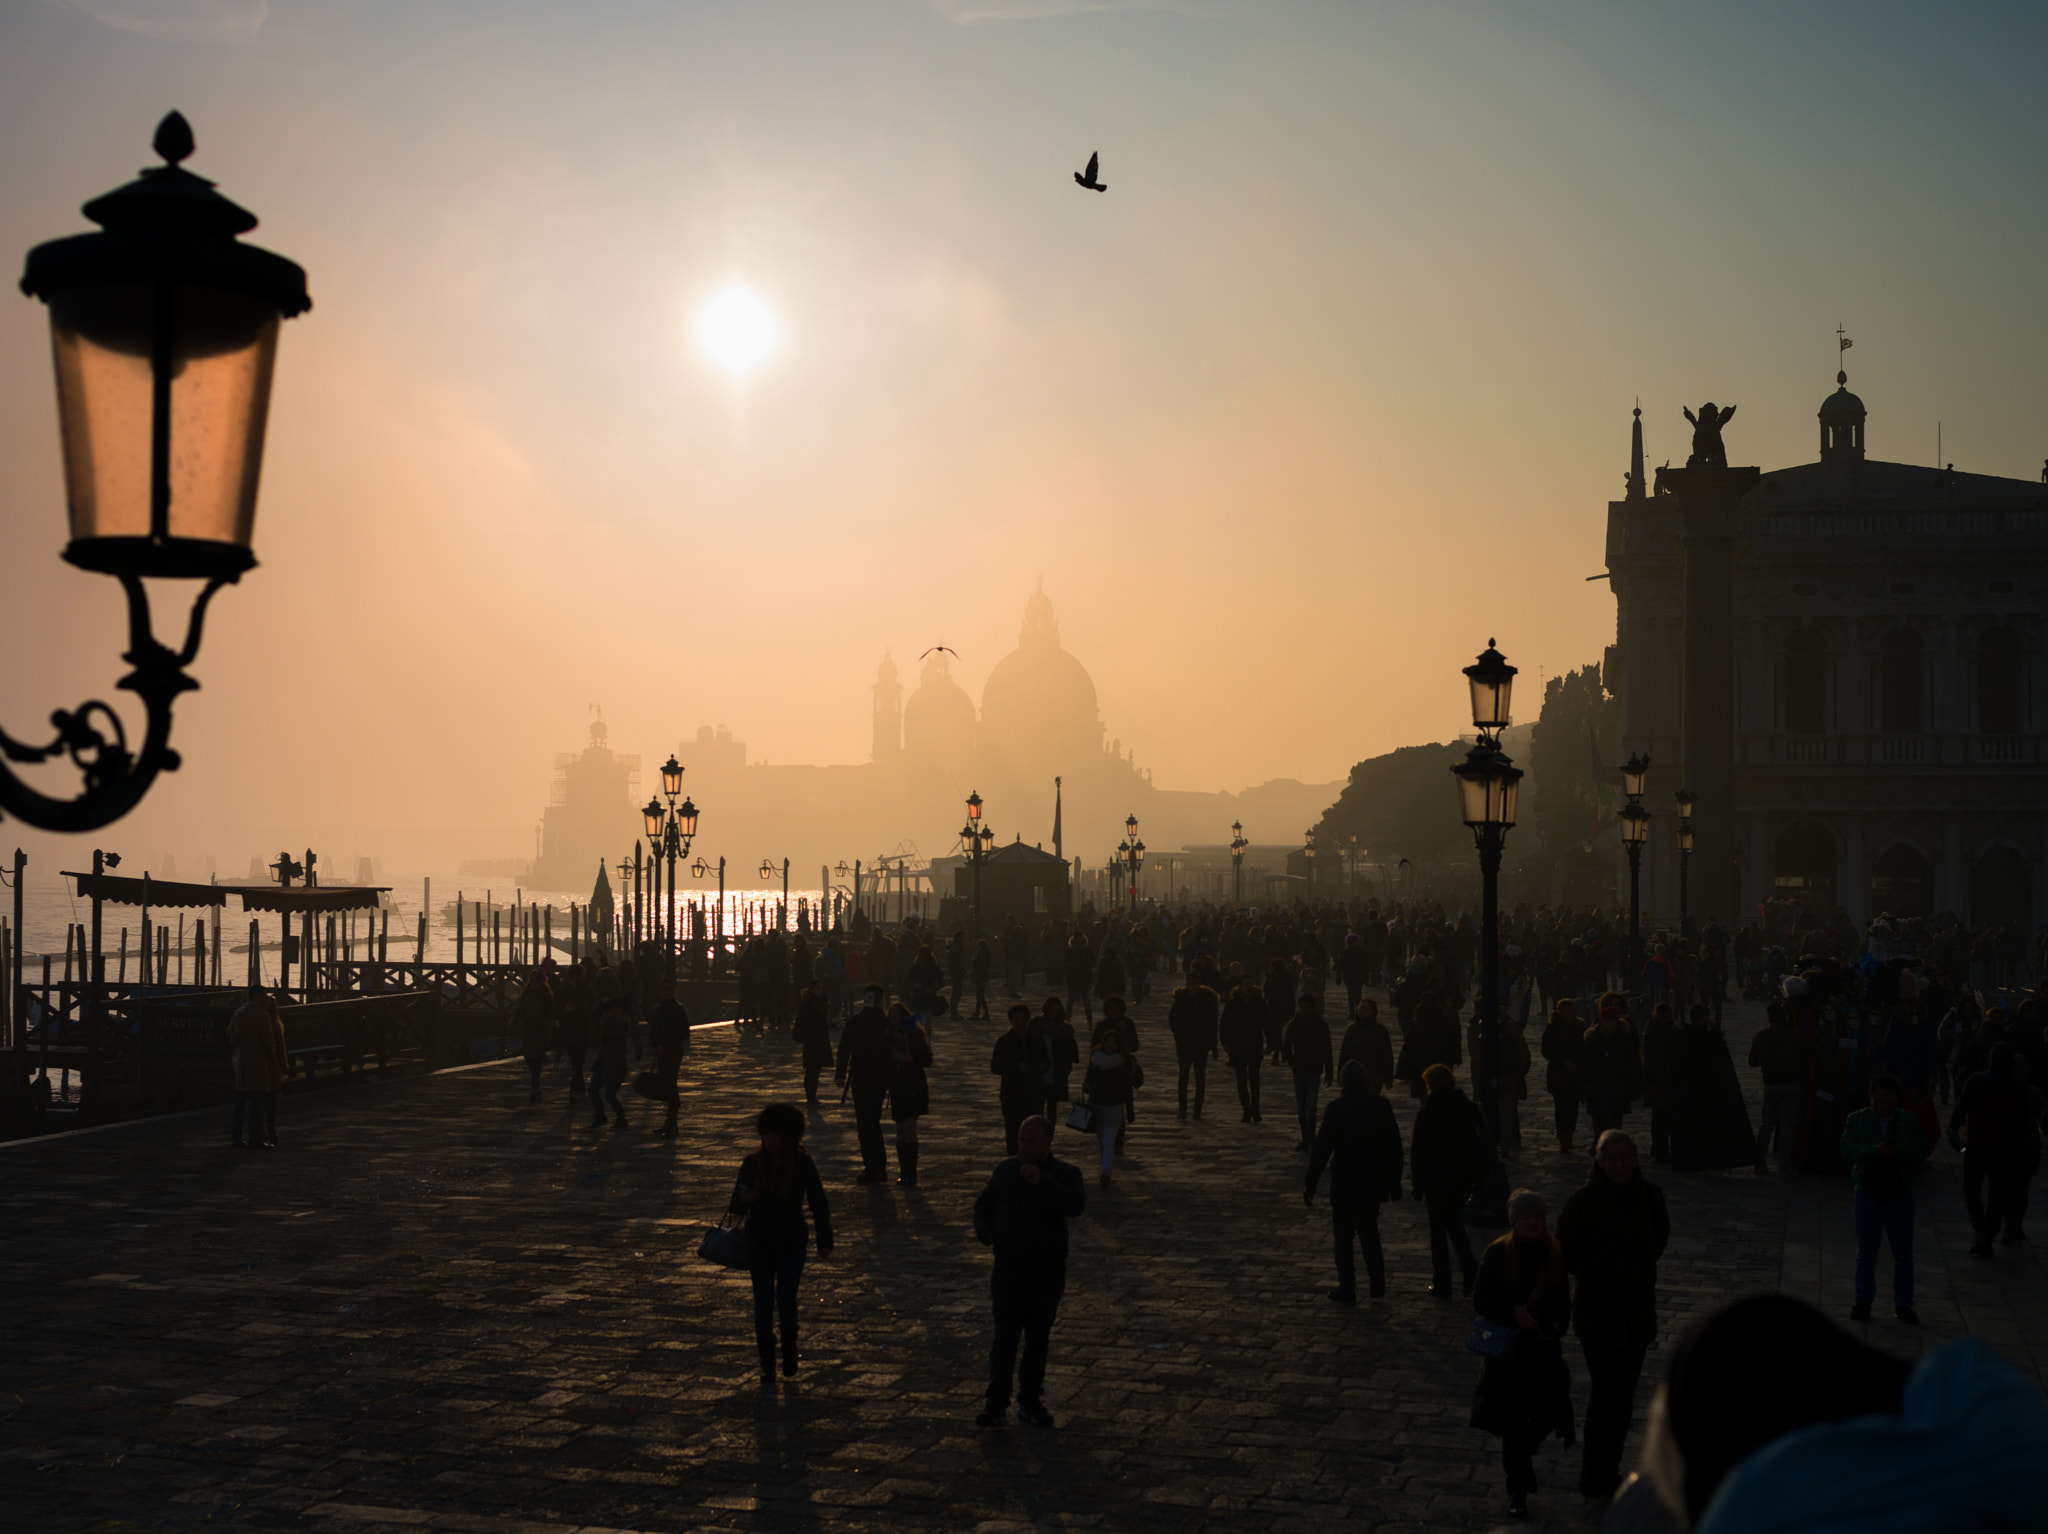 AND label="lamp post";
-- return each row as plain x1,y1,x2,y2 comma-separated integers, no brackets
964,790,987,937
1675,788,1696,1002
641,753,699,983
3,113,311,831
1230,821,1248,907
1620,751,1652,993
1303,827,1317,891
1118,813,1144,916
1451,638,1522,1162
